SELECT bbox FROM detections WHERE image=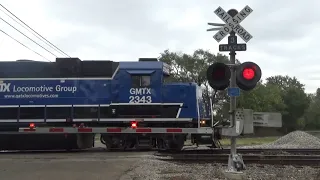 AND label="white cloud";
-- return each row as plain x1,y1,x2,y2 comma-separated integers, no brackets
0,0,319,93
